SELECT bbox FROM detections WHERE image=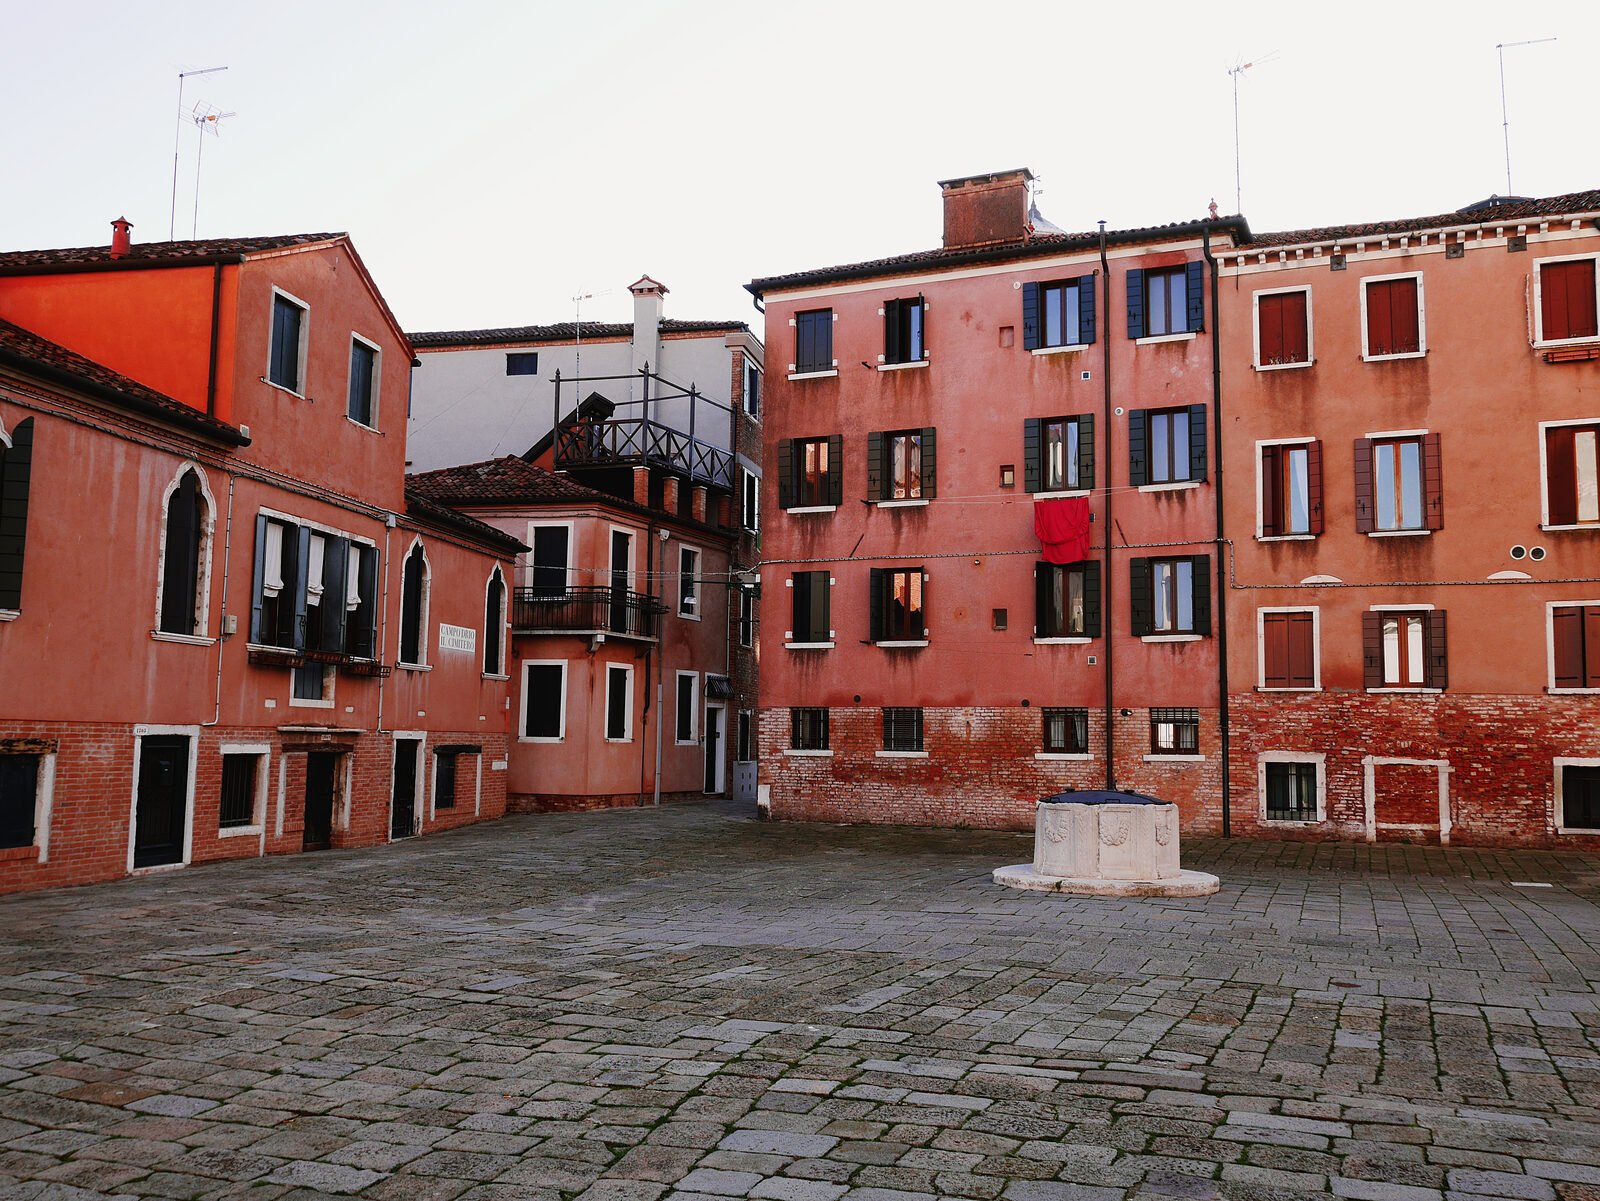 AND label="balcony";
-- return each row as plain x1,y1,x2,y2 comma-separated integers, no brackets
550,369,734,489
512,586,661,641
